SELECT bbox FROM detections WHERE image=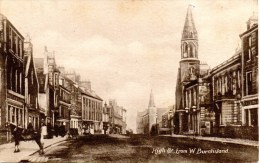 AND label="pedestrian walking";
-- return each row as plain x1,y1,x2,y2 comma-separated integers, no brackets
54,123,59,137
12,125,21,153
40,122,47,154
41,122,47,139
27,118,34,134
59,123,66,137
